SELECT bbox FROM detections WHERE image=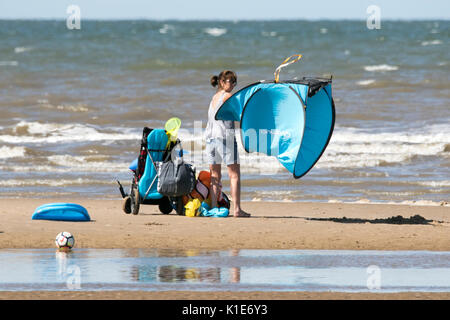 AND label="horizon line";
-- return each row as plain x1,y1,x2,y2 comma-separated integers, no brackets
0,17,448,22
